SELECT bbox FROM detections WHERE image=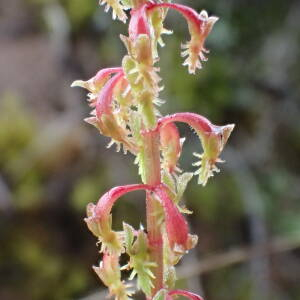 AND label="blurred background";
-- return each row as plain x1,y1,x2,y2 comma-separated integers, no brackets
1,0,300,299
